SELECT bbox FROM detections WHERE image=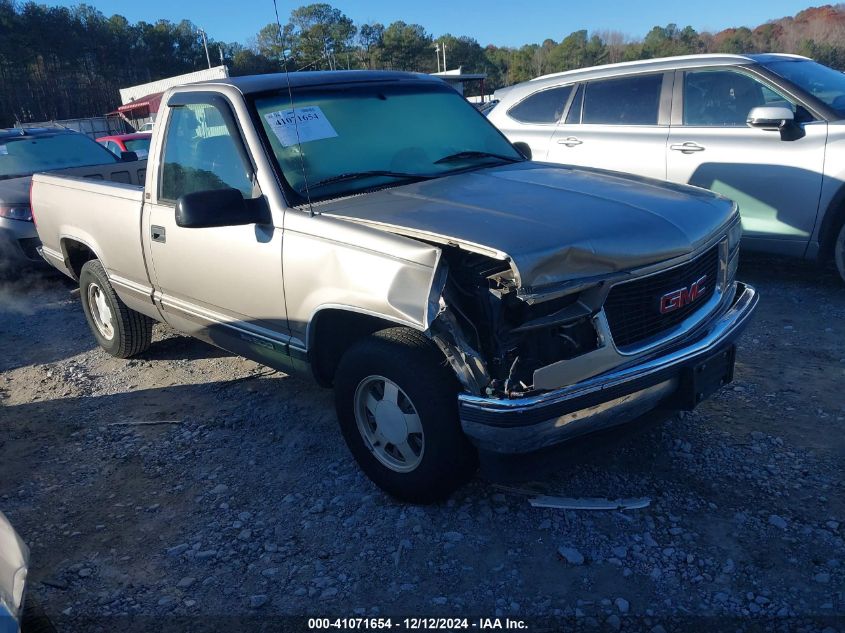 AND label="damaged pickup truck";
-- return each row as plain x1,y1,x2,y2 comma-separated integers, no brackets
31,71,758,502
